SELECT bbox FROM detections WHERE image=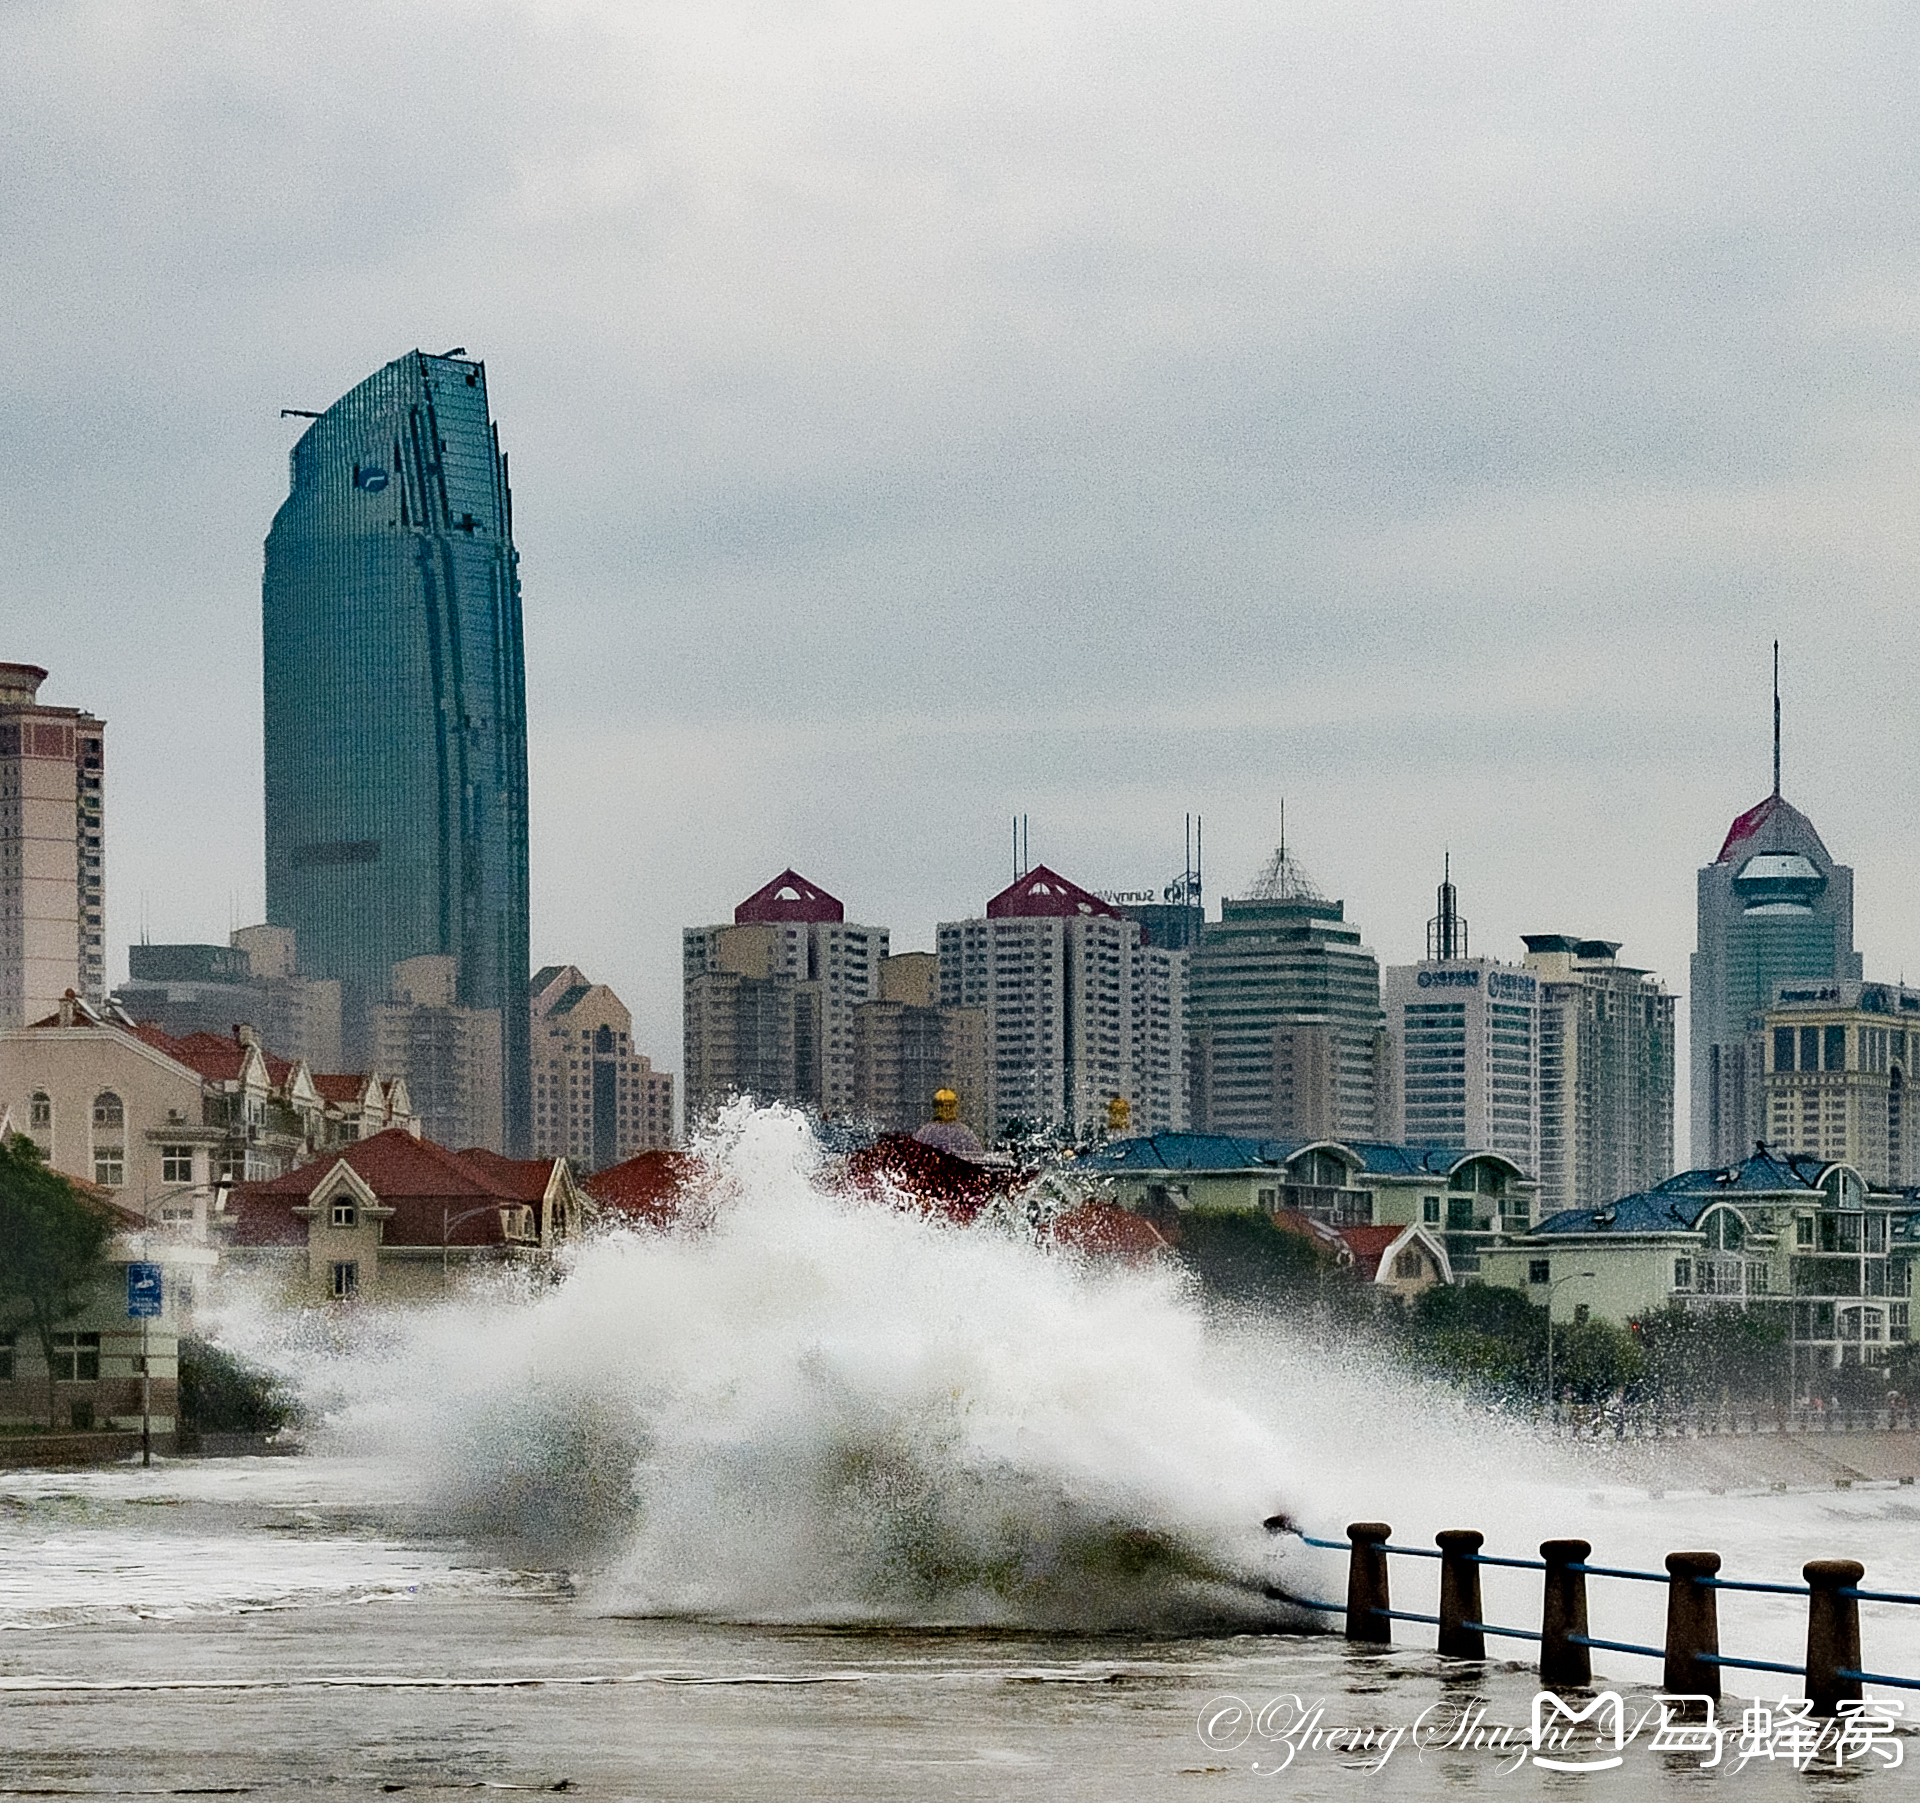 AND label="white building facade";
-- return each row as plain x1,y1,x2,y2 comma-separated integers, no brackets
1384,958,1540,1169
937,865,1187,1142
